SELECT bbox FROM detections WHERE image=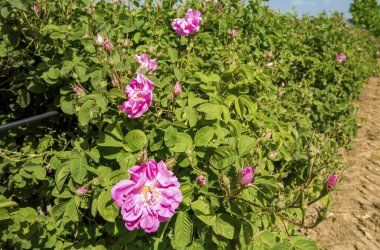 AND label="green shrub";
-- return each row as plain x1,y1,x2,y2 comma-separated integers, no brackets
0,0,378,249
350,0,380,35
